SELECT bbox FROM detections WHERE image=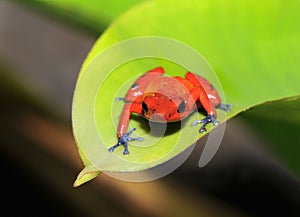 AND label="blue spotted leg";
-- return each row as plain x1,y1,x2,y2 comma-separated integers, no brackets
191,103,231,132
